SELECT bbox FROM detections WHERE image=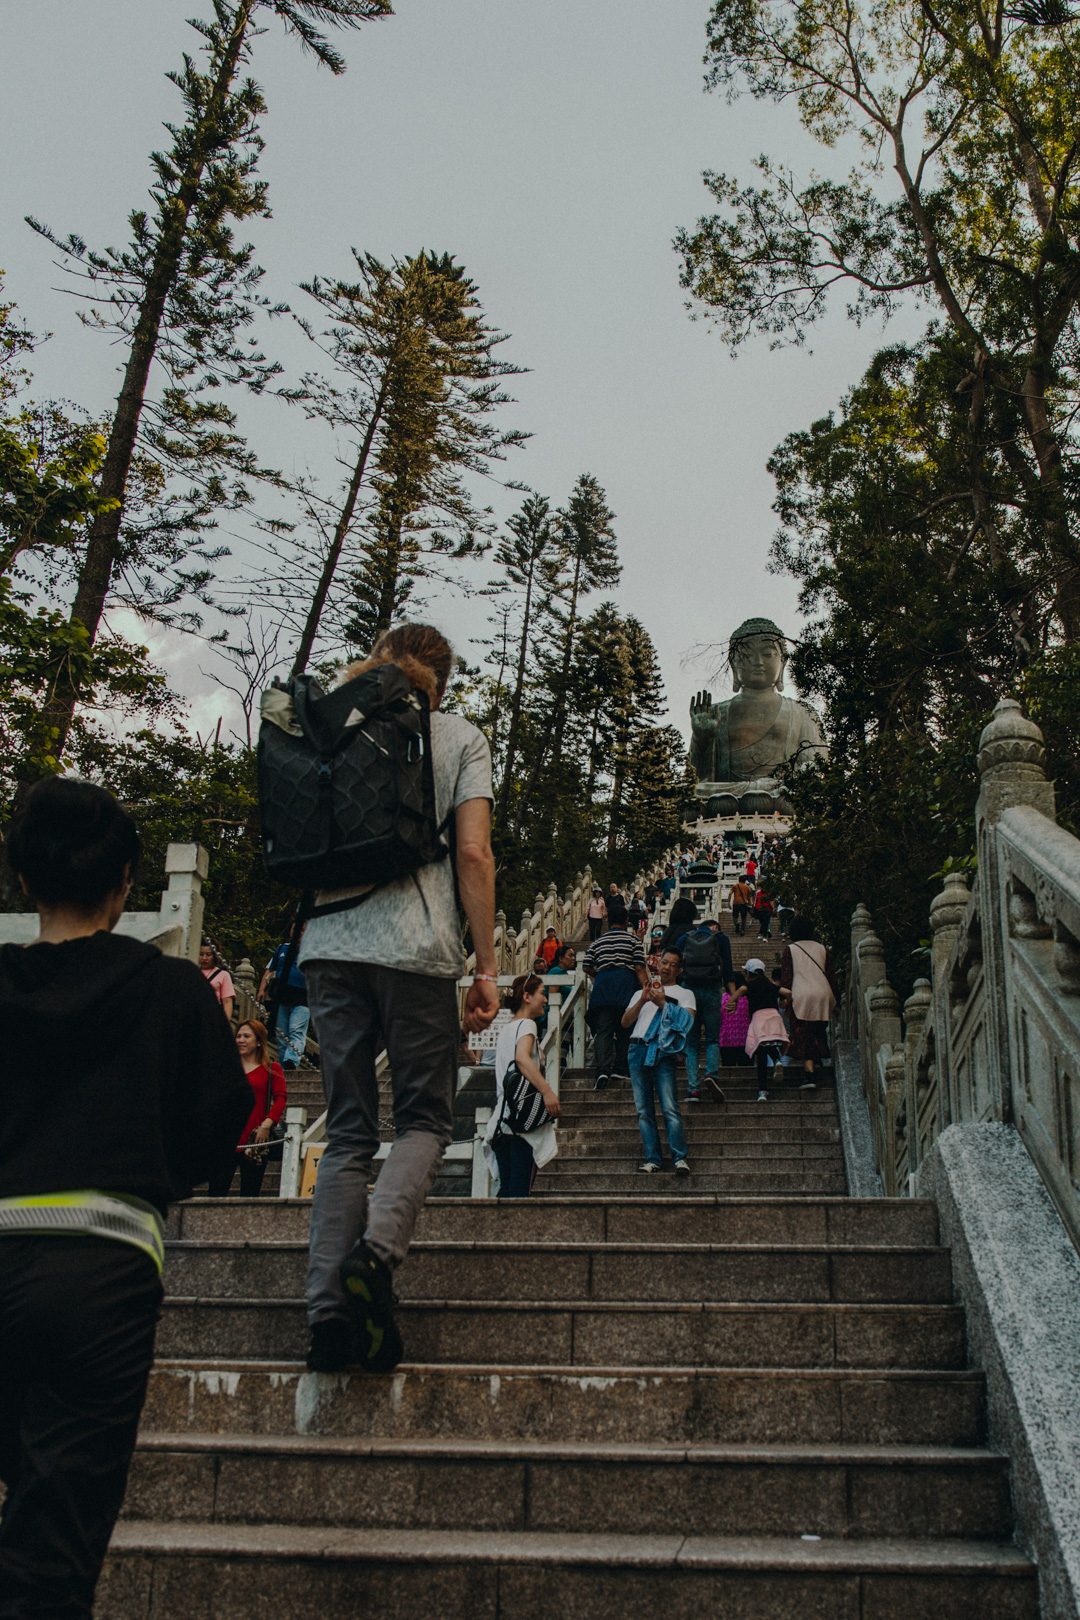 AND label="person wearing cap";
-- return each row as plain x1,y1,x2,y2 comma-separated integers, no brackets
586,887,606,941
724,958,788,1101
